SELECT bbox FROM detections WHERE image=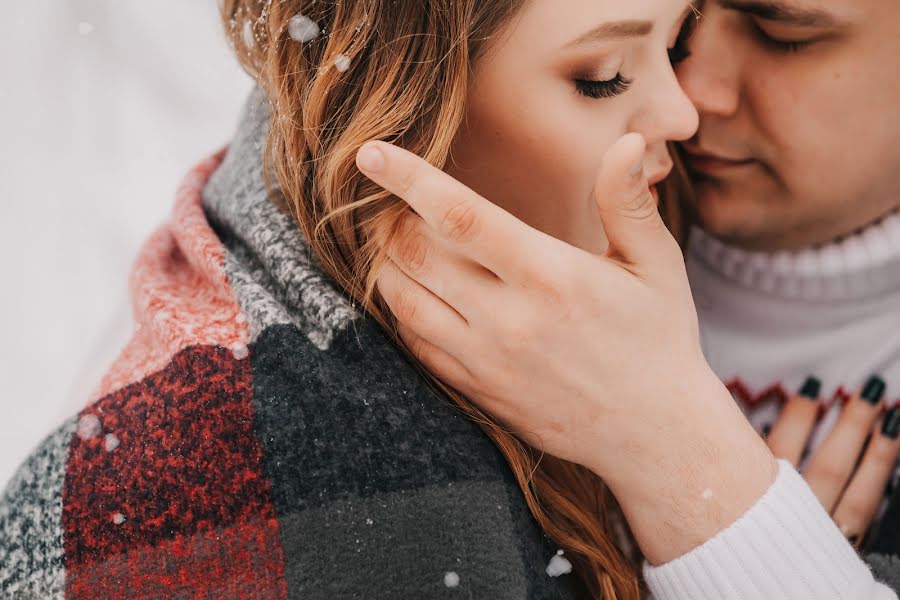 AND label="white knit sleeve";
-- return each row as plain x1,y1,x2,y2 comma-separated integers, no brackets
642,458,898,599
